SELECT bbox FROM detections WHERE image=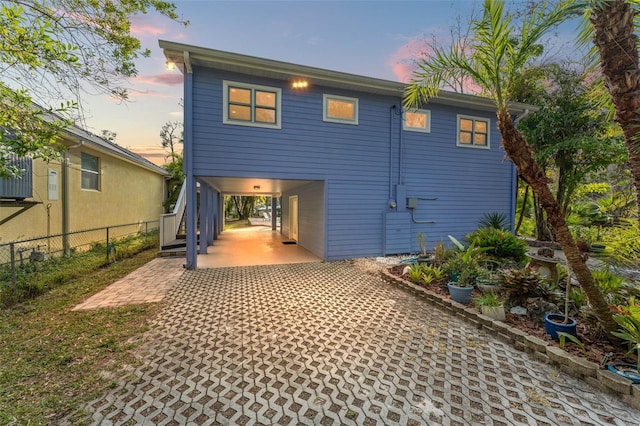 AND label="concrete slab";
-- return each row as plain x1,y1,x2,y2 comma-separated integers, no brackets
197,227,321,268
